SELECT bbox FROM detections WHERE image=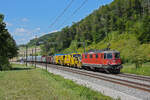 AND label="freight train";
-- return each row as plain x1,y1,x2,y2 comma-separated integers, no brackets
25,49,123,73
